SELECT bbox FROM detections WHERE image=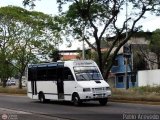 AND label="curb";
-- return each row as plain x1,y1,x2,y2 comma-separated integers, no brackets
109,98,160,105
